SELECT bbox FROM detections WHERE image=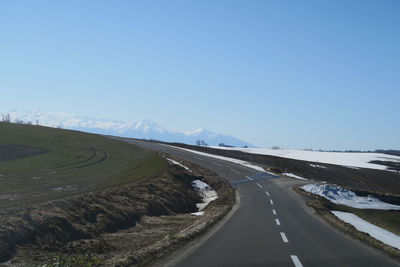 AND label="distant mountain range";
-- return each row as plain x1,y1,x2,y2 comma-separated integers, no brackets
5,111,255,147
